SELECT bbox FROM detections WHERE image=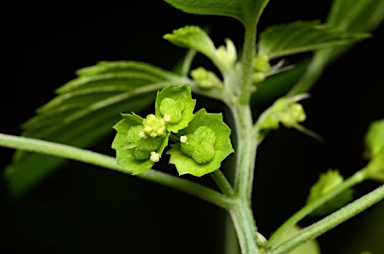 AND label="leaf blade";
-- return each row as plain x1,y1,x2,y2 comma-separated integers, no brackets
258,20,370,60
5,61,185,198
